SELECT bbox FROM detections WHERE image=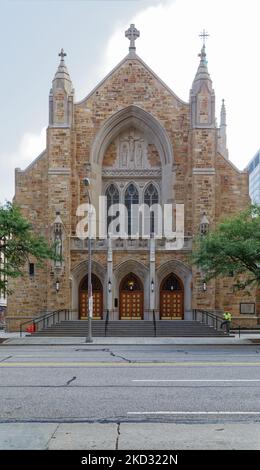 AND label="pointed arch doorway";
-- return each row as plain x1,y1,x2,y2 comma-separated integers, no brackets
119,273,144,320
79,274,103,320
160,273,184,320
